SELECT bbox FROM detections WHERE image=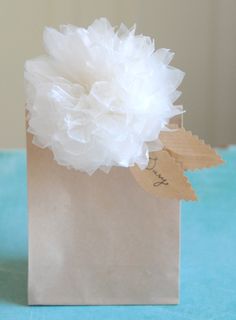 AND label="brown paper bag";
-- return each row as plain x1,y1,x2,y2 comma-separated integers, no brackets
27,132,180,305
